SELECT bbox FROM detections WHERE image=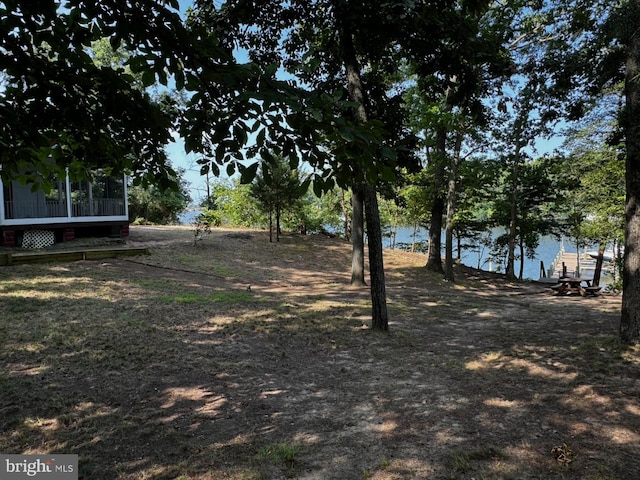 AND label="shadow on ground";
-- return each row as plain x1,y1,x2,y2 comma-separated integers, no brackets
1,227,636,480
